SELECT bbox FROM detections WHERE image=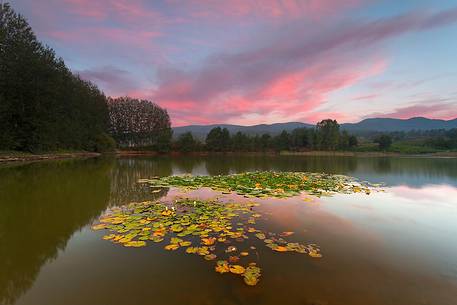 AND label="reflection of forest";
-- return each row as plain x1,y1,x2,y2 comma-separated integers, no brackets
165,155,457,187
1,155,455,304
0,157,173,305
0,159,113,305
109,157,171,206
